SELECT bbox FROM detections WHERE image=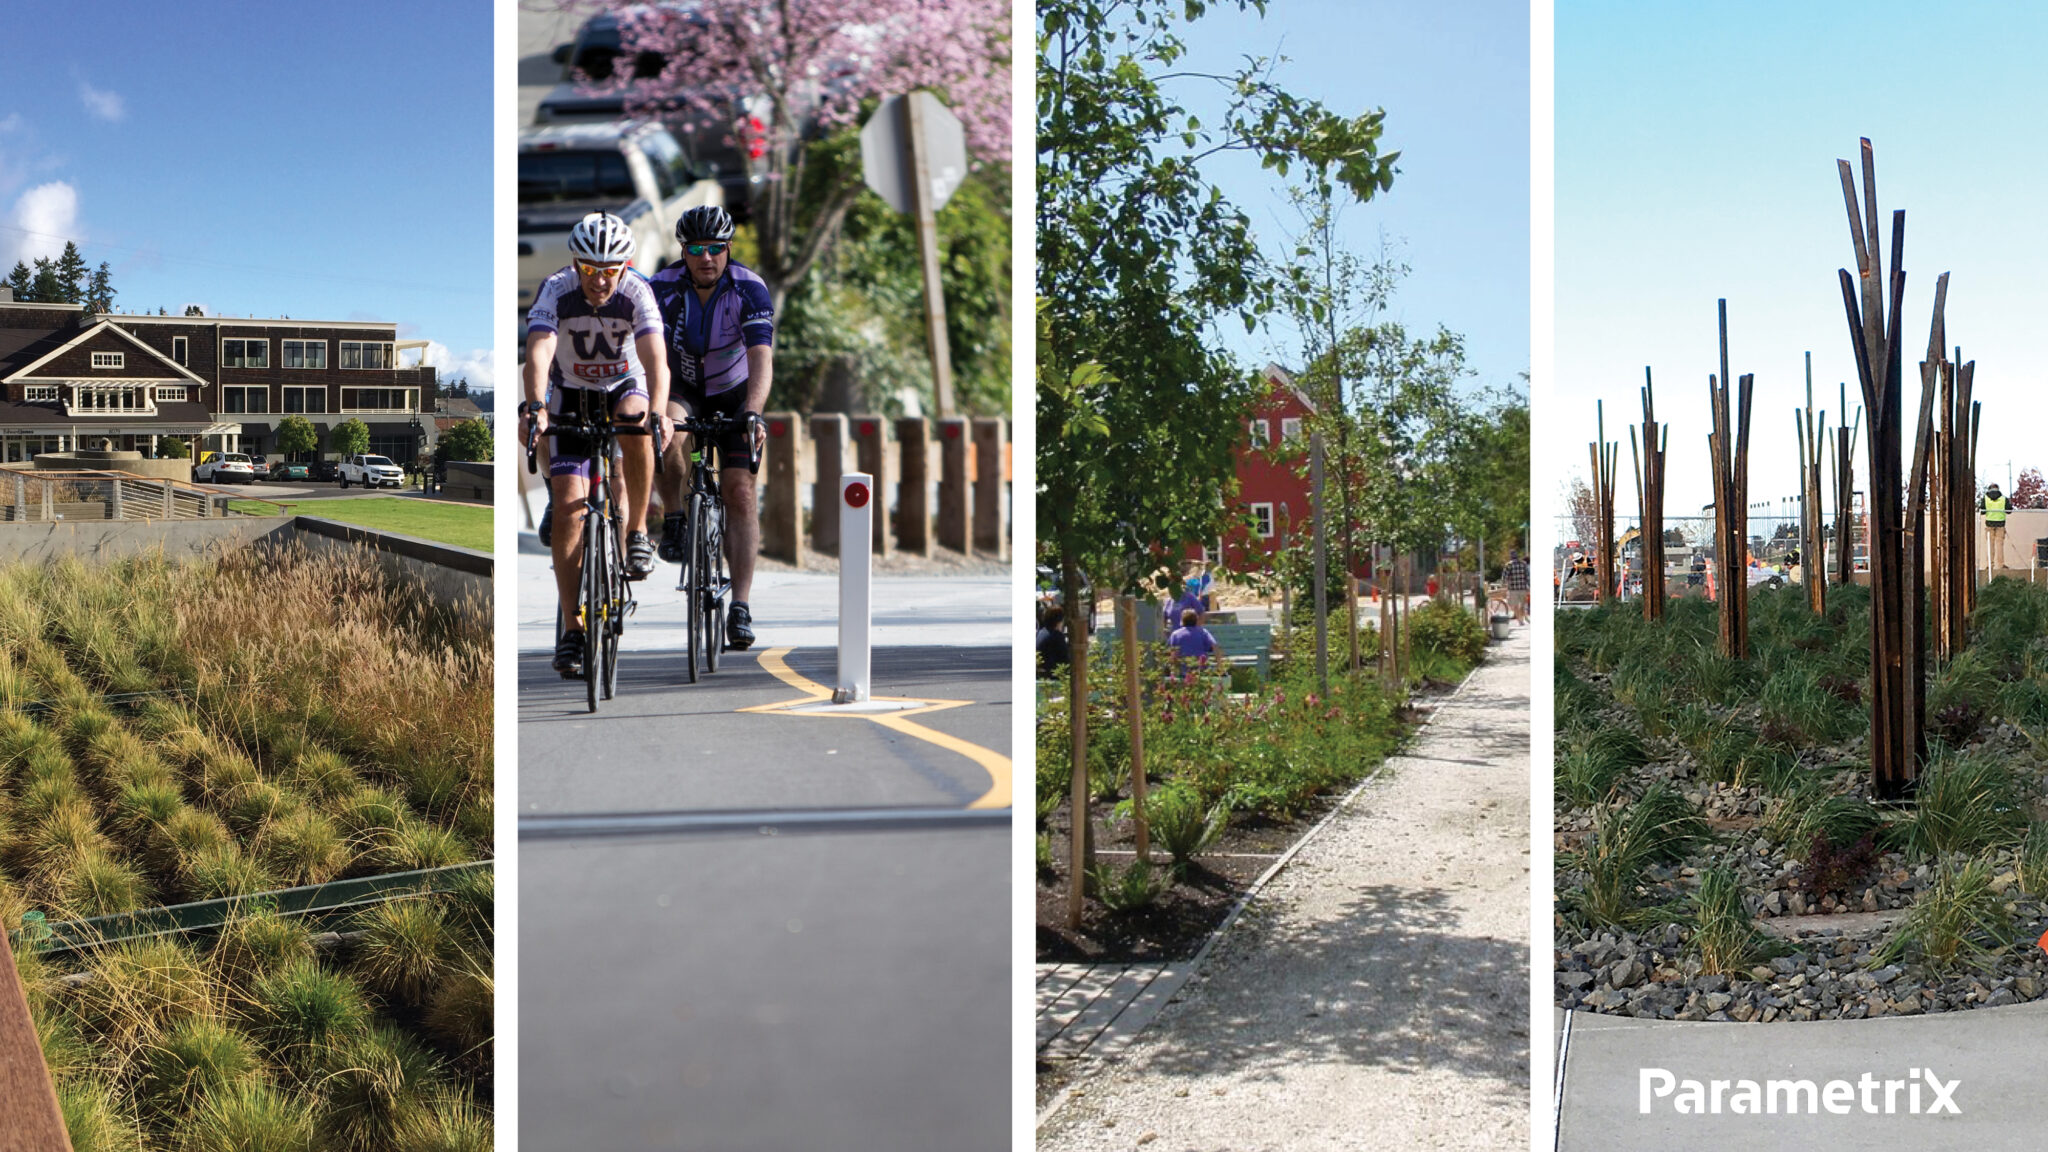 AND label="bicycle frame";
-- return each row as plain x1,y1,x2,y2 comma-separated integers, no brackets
672,412,760,682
